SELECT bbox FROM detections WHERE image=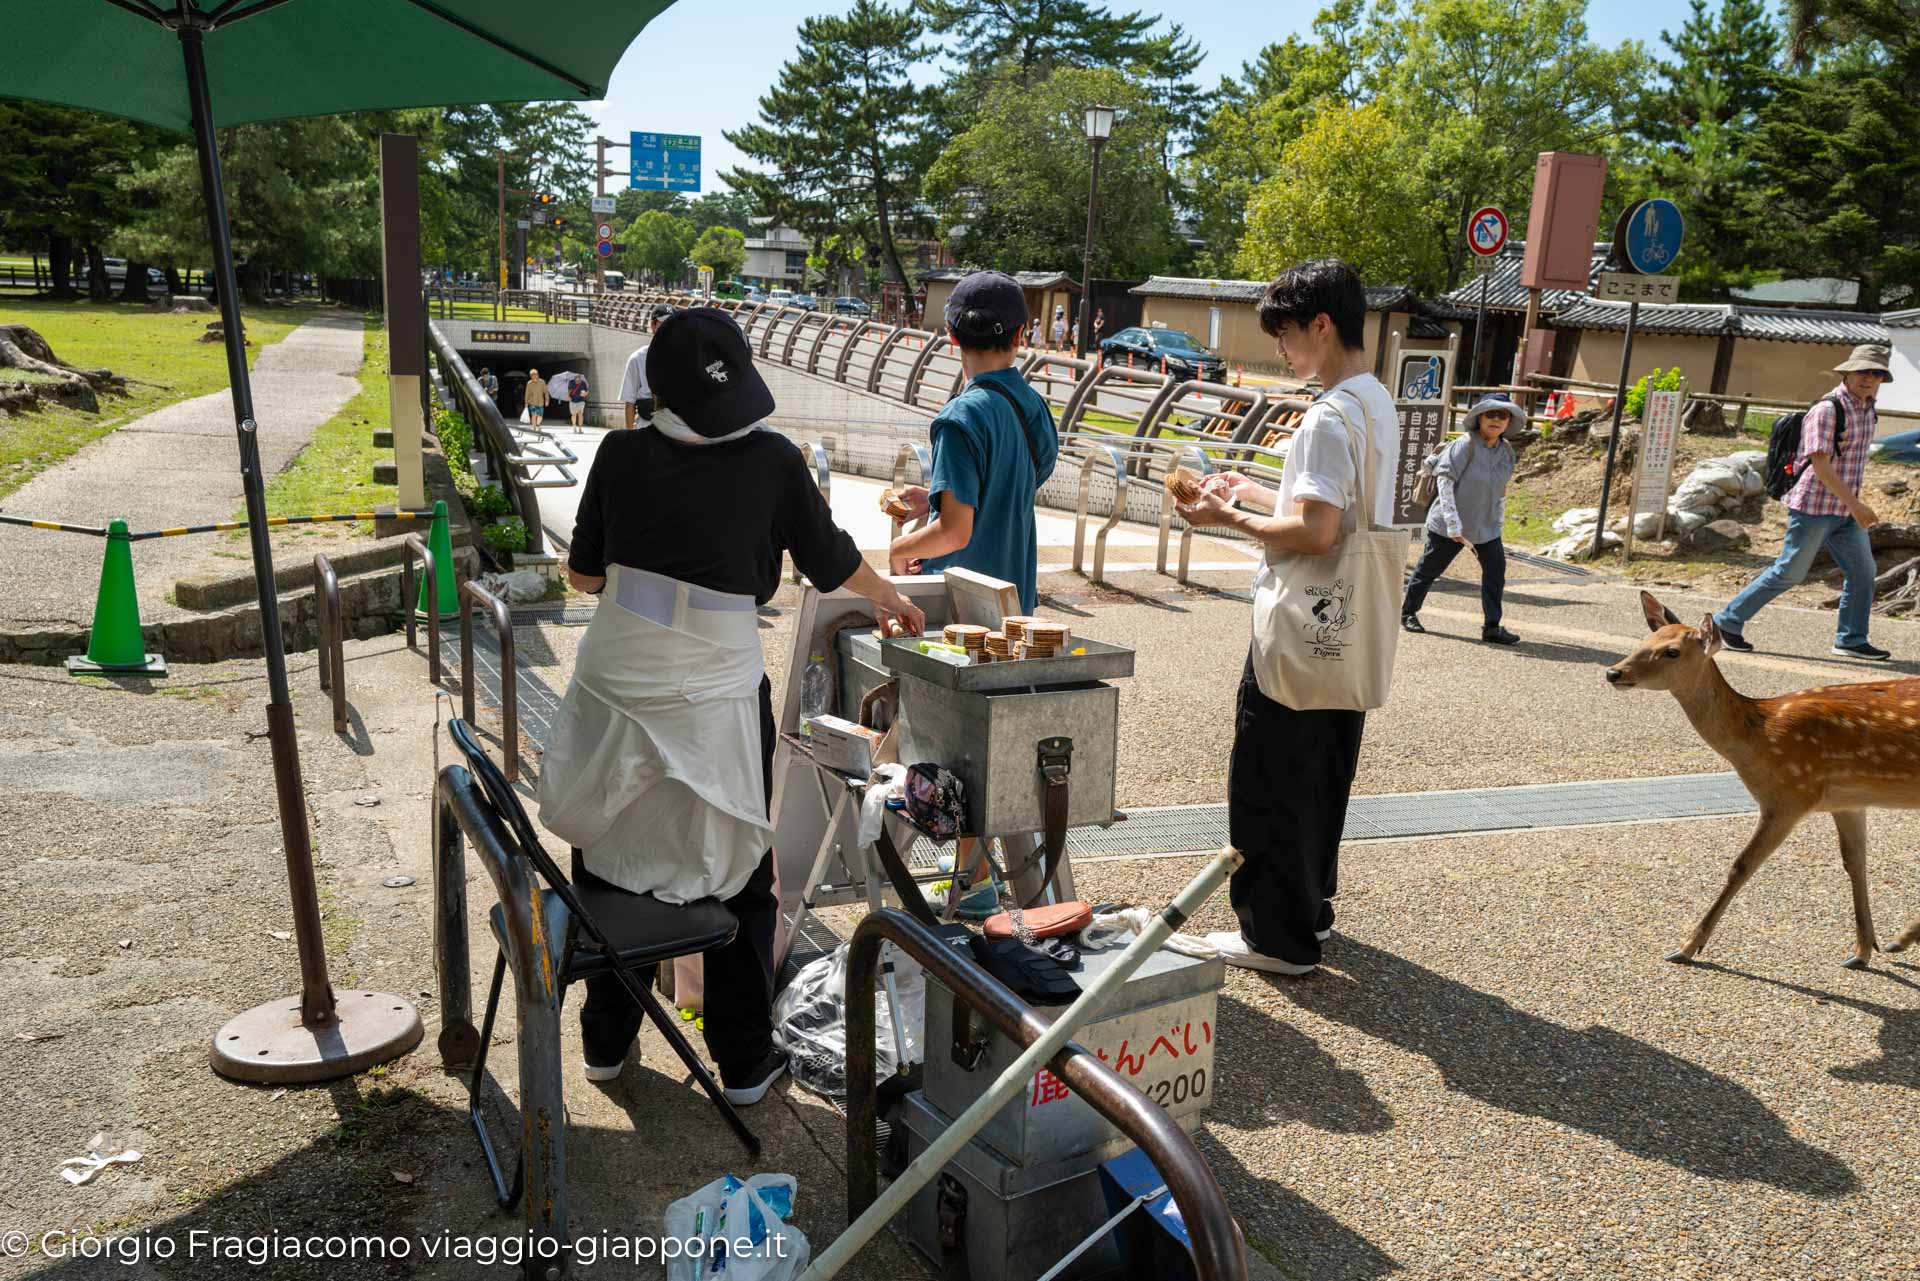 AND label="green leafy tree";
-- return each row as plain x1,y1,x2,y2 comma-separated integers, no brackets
917,0,1159,82
0,104,162,299
686,190,760,234
924,66,1177,277
624,209,695,283
121,115,388,299
1746,27,1920,309
1236,104,1445,292
689,224,749,279
1182,24,1358,274
1371,0,1652,288
723,0,931,286
424,103,595,278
